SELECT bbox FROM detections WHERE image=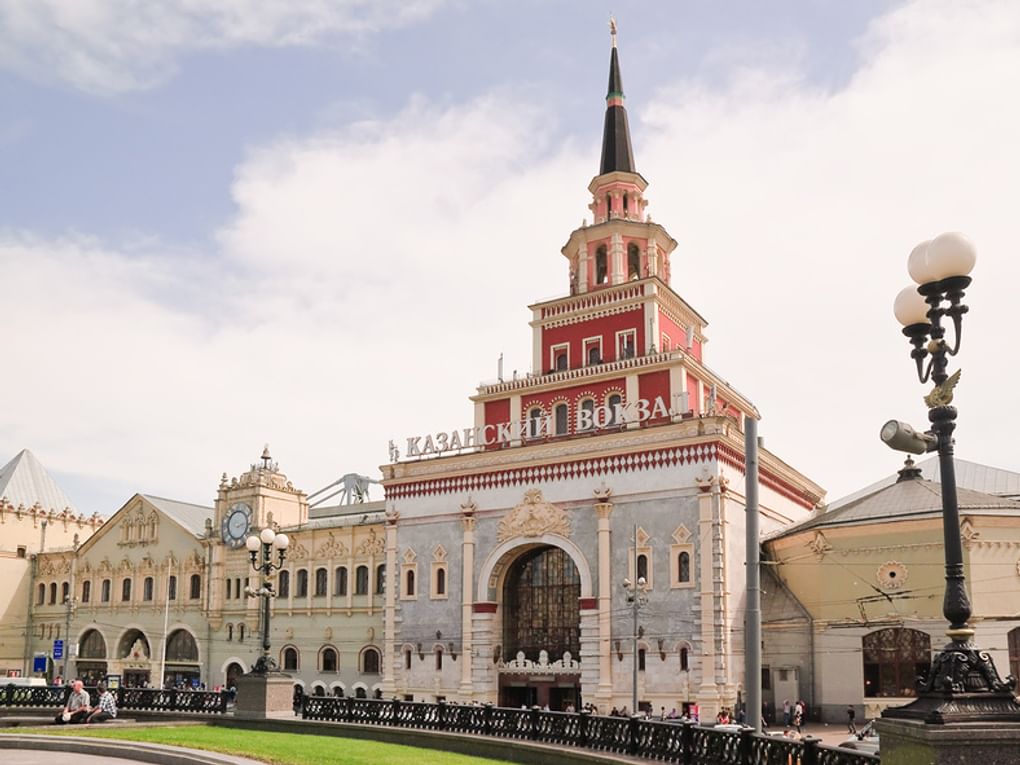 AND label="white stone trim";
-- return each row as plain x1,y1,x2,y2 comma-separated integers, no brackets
477,534,594,600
